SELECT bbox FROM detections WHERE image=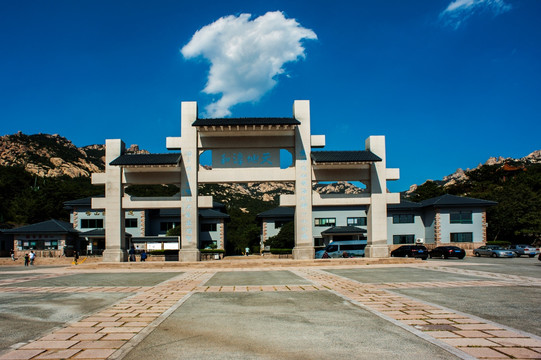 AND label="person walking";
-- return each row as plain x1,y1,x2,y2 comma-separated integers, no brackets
10,250,15,261
140,250,147,262
129,245,136,262
74,251,79,265
29,251,35,266
24,253,29,266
